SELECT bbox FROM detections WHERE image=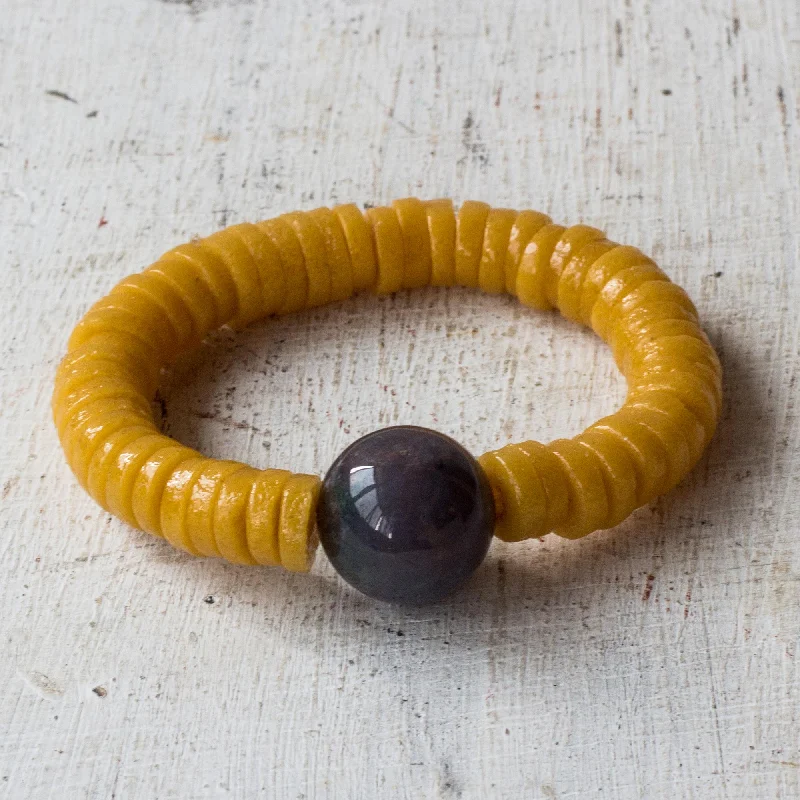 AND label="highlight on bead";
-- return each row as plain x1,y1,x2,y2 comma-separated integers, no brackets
52,199,722,572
